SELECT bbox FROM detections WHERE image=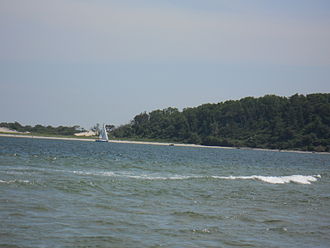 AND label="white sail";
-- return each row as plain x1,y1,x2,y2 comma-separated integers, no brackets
103,124,109,141
97,124,109,142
